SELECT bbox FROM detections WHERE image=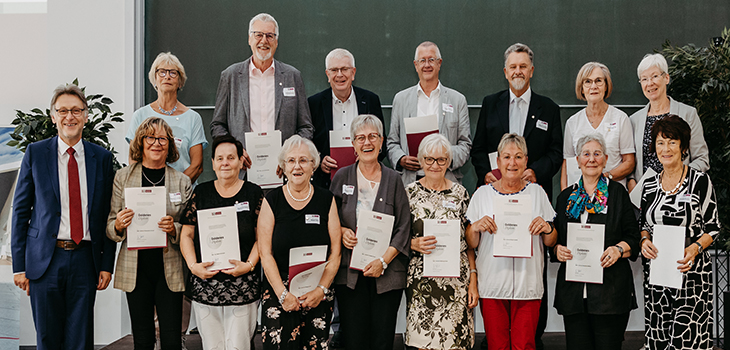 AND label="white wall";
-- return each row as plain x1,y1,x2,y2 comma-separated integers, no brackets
0,0,135,346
